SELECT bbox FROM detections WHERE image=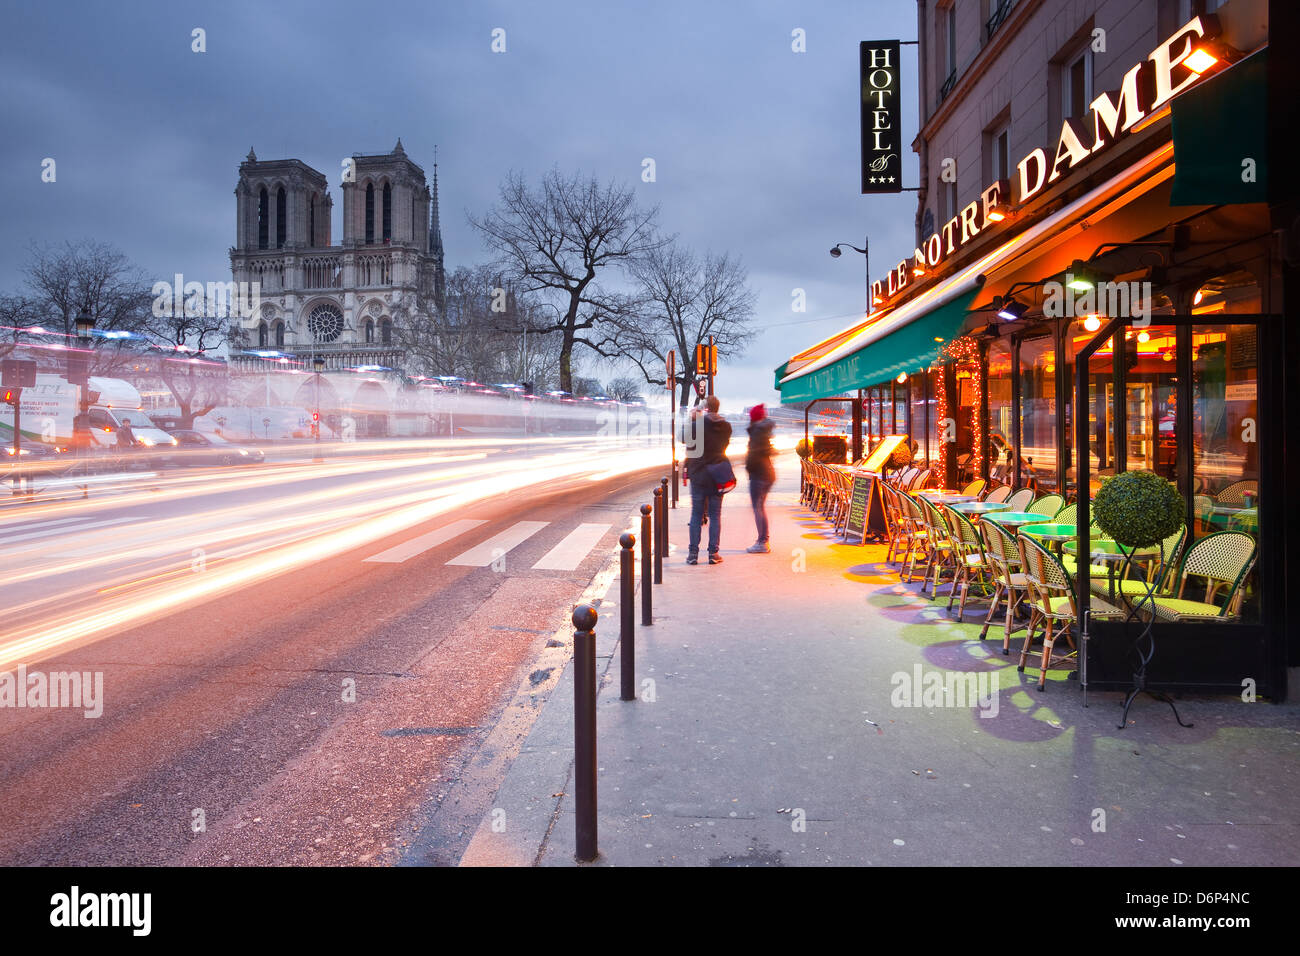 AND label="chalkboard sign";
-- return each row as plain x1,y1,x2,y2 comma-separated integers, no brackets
844,472,888,544
845,475,872,540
